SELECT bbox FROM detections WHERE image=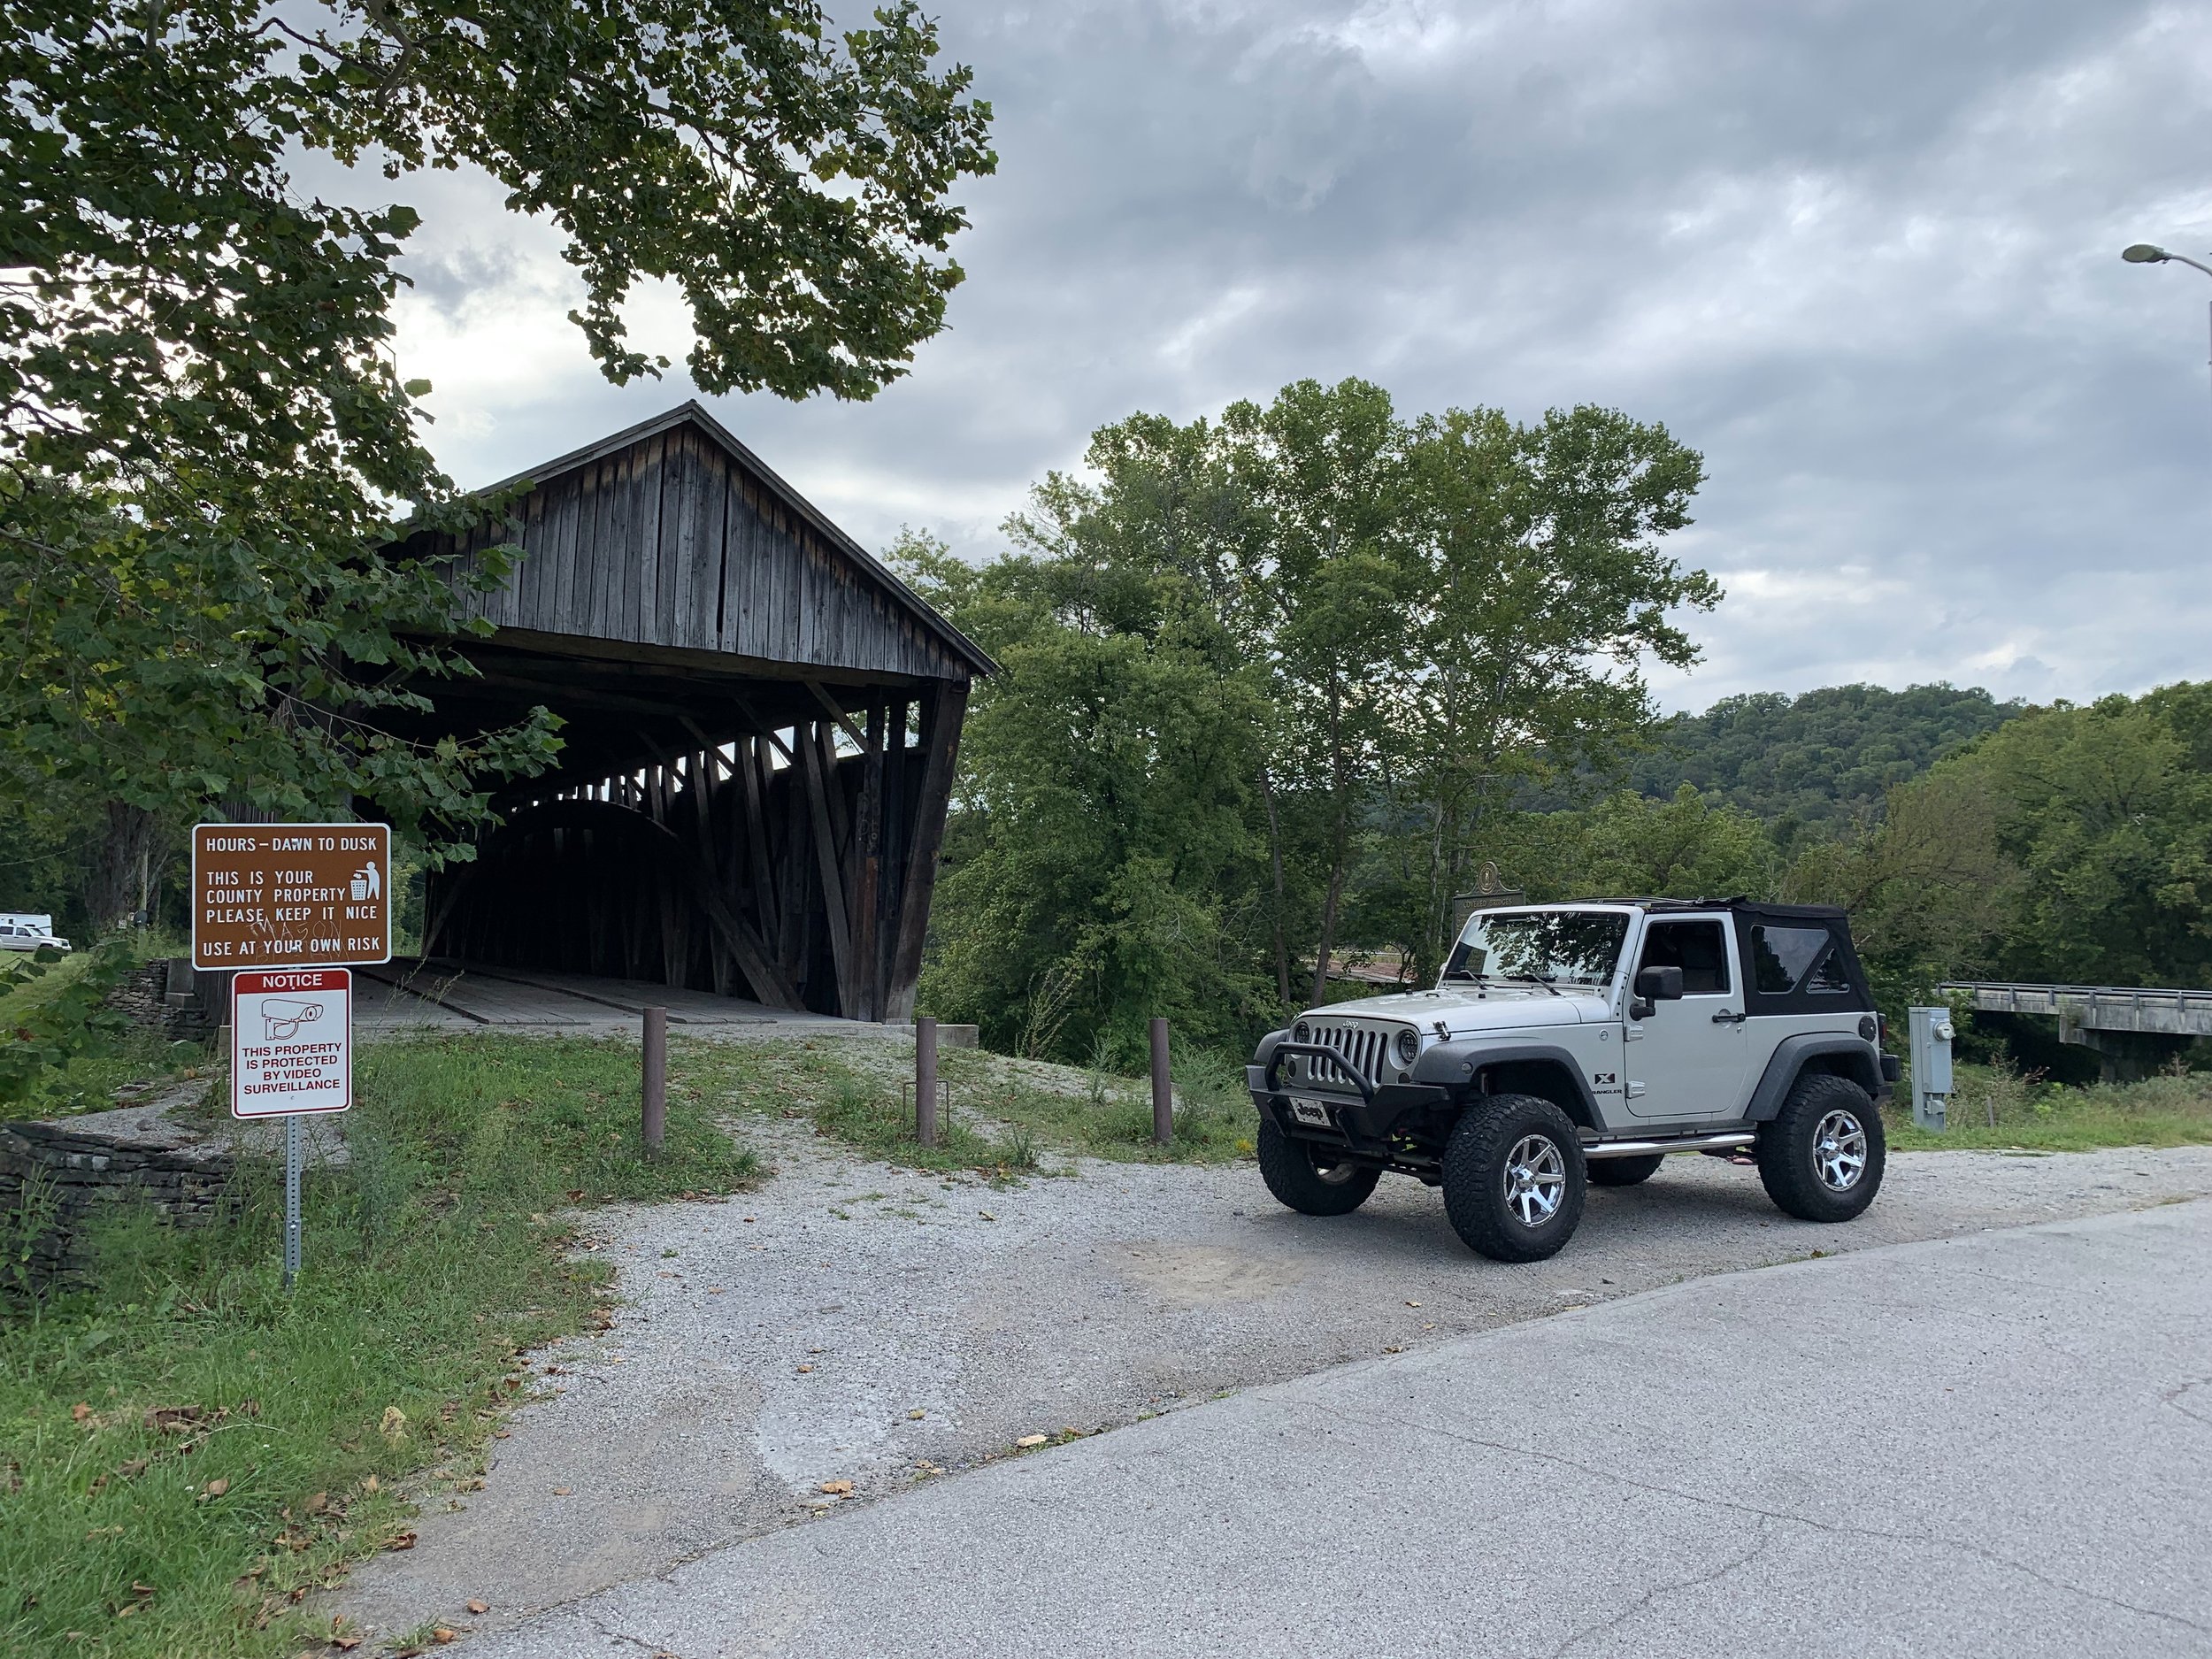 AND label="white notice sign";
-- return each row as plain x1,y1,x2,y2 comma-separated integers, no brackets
232,968,352,1118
